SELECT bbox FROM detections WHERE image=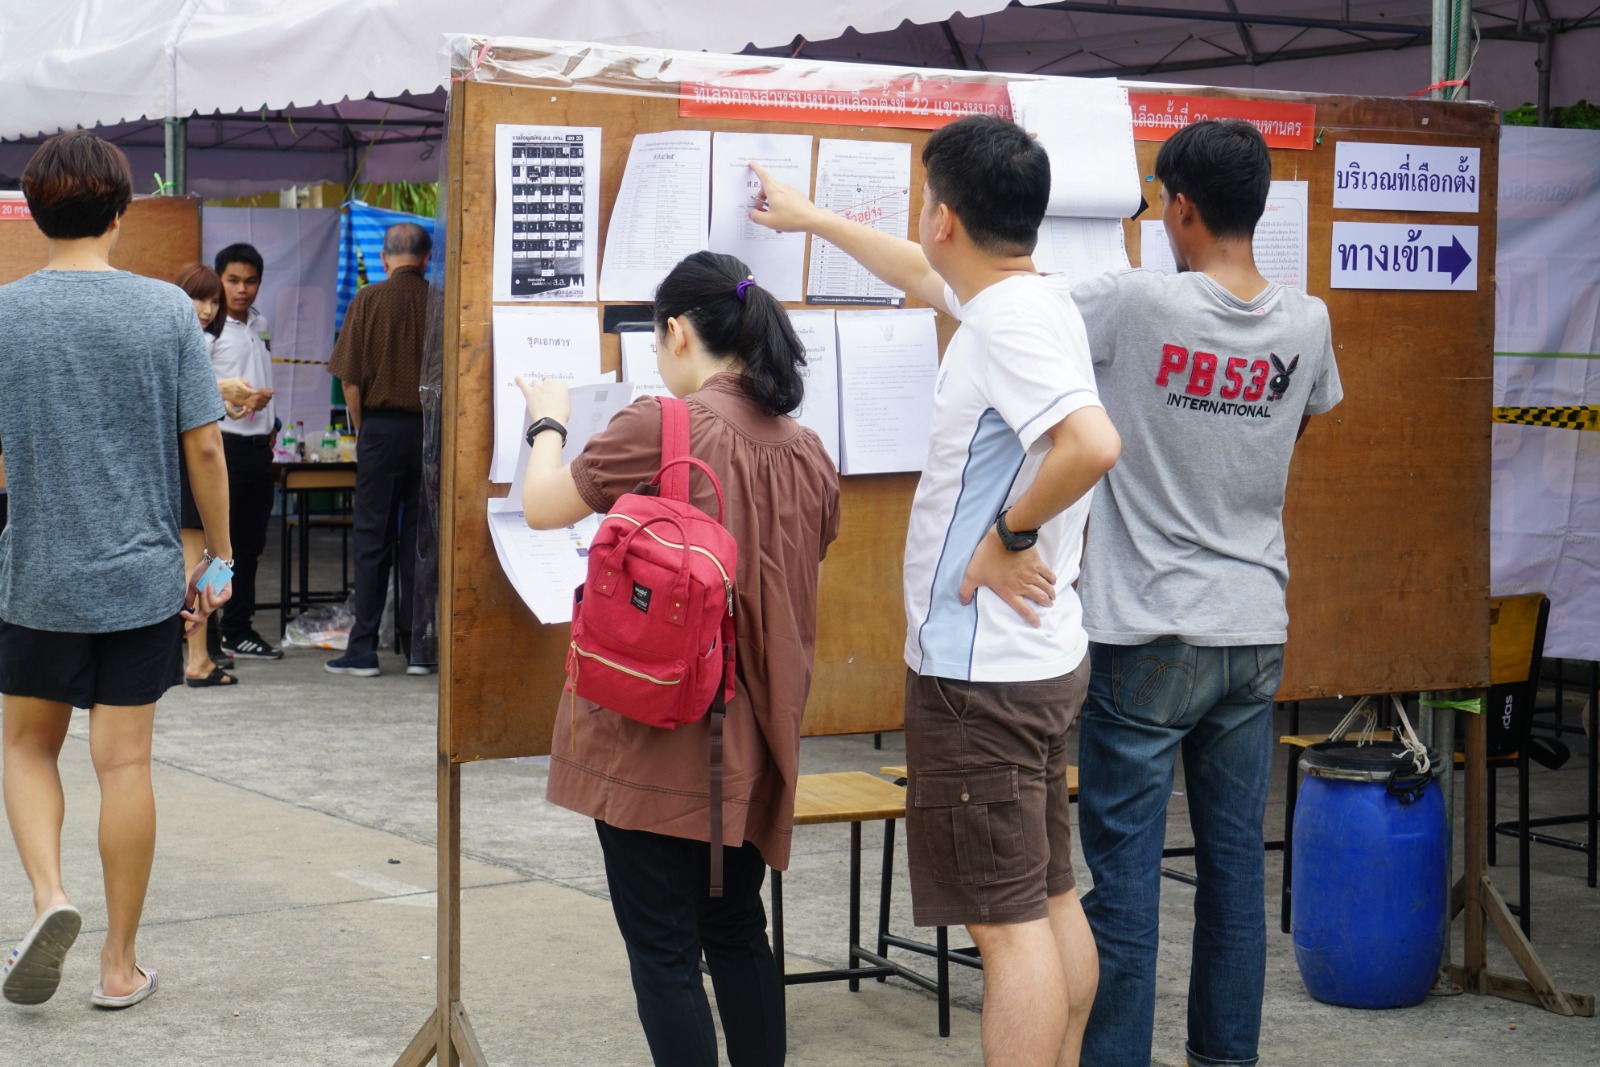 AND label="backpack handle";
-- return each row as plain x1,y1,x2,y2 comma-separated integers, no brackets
599,513,696,618
650,456,726,523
